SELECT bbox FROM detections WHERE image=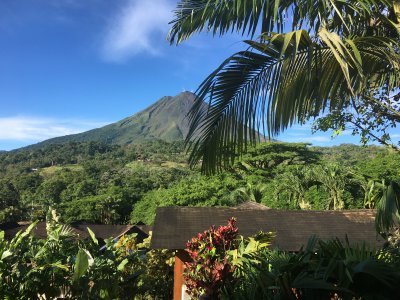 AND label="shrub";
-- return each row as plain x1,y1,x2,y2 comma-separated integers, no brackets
183,218,275,299
183,217,239,299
